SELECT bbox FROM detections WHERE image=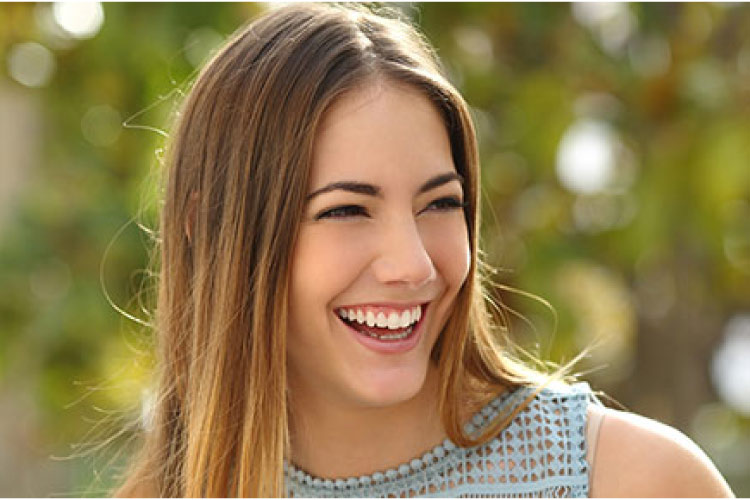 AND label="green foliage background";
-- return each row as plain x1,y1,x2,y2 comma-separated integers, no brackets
0,3,748,496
